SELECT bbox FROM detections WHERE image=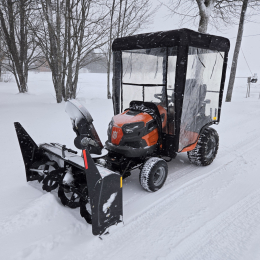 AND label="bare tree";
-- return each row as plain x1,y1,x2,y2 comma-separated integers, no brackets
105,0,116,99
0,0,40,92
0,29,3,81
163,0,216,33
196,0,216,33
30,0,108,102
164,0,260,33
101,0,156,99
64,0,108,100
28,0,64,102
